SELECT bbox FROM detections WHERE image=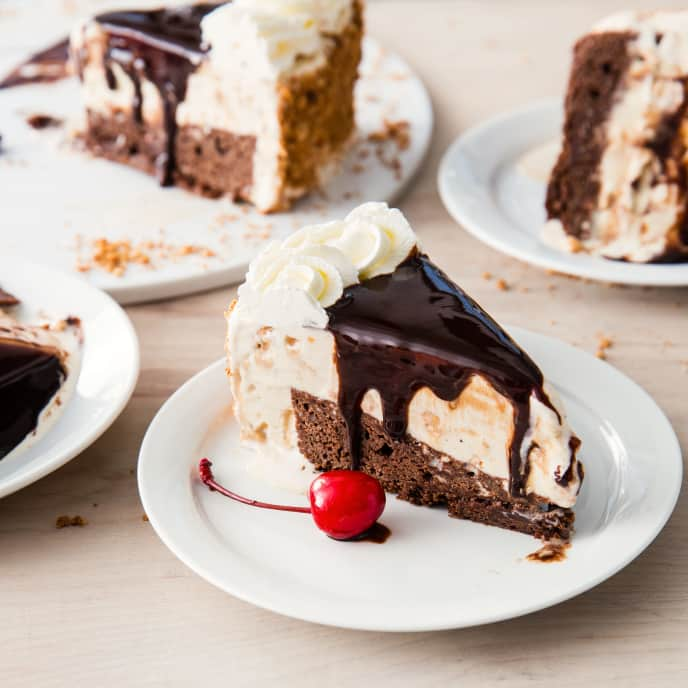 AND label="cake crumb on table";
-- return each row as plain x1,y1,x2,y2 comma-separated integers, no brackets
55,515,88,529
495,278,509,291
596,335,613,360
